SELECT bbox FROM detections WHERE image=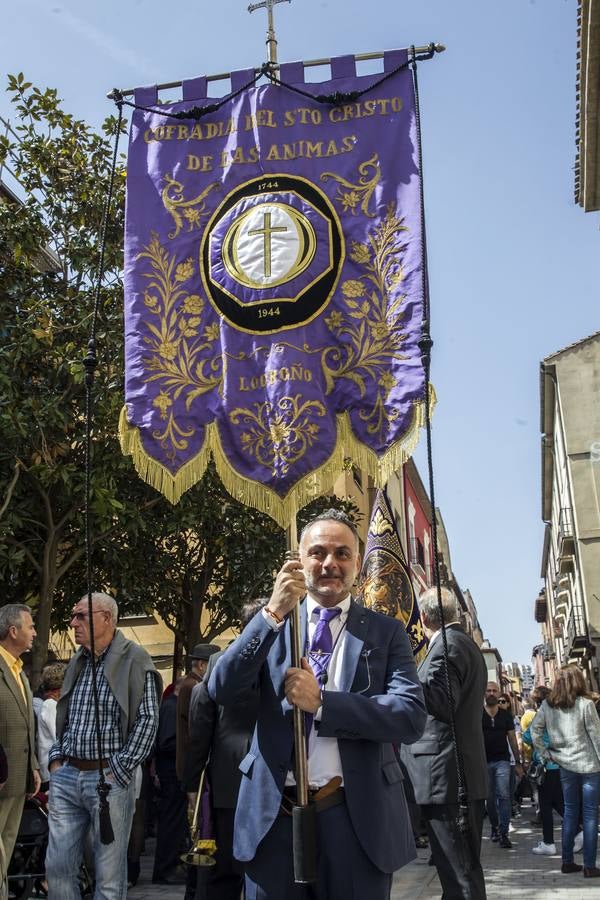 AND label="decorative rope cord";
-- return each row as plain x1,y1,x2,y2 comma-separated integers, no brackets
112,66,267,122
410,48,470,835
83,97,124,845
111,44,439,122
